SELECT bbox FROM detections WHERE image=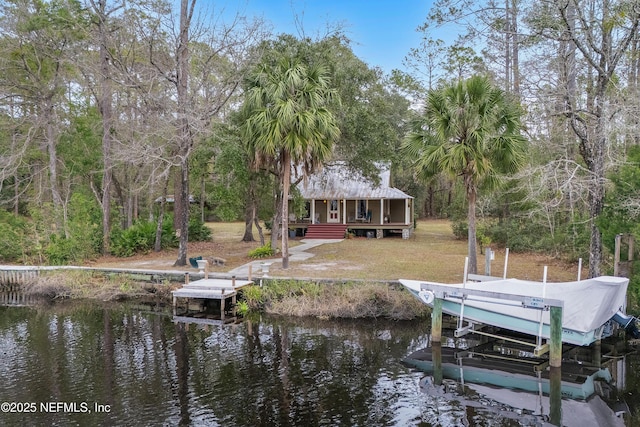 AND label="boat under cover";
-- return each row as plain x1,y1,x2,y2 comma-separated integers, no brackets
399,276,632,346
